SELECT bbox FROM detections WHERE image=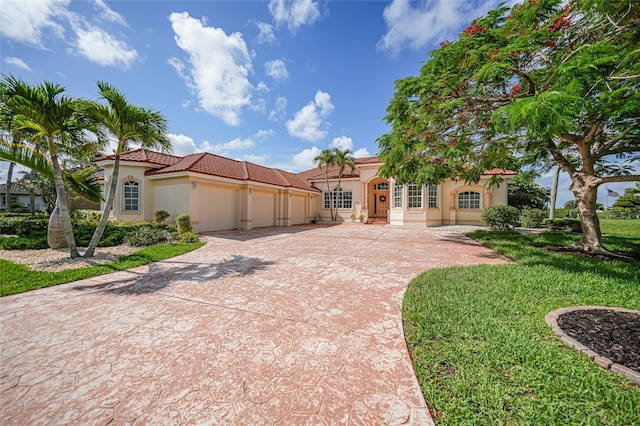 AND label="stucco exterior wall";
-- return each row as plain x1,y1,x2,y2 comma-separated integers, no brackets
152,177,190,222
